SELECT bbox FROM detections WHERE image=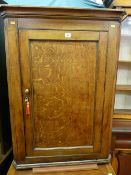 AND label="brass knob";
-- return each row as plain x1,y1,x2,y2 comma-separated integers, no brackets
25,89,29,94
